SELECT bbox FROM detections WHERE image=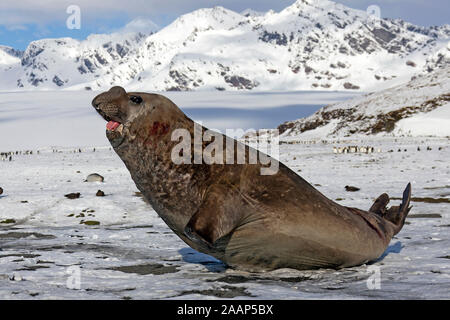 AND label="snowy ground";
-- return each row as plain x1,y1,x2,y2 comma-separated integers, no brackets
0,136,449,299
0,90,449,299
